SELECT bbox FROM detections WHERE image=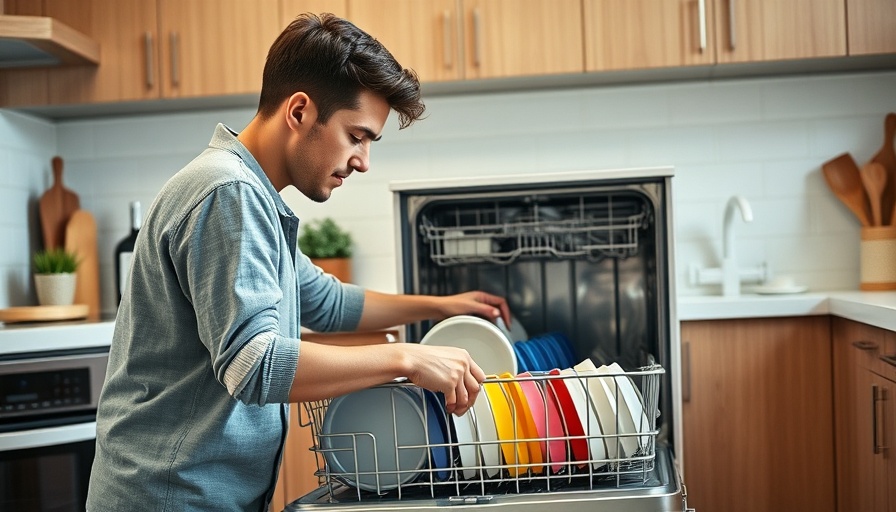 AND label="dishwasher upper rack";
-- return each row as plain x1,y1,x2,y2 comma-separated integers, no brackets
300,365,664,502
418,198,650,266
